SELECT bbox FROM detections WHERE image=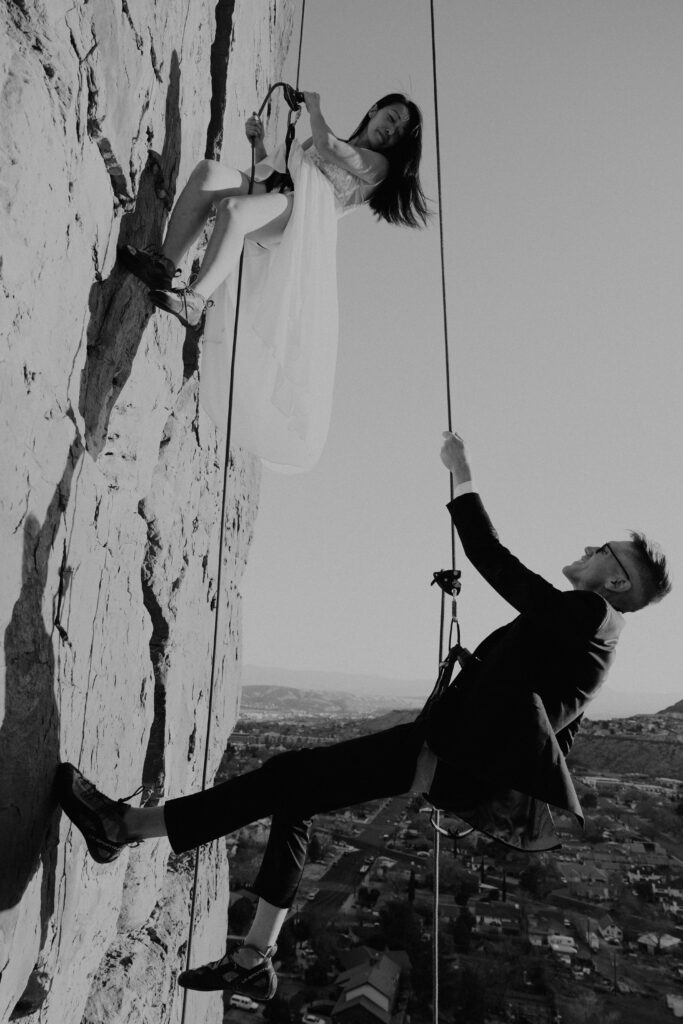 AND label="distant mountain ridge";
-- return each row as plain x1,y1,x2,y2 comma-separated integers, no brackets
241,674,683,778
242,664,430,701
659,698,683,716
241,684,422,717
569,733,683,778
243,664,682,720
